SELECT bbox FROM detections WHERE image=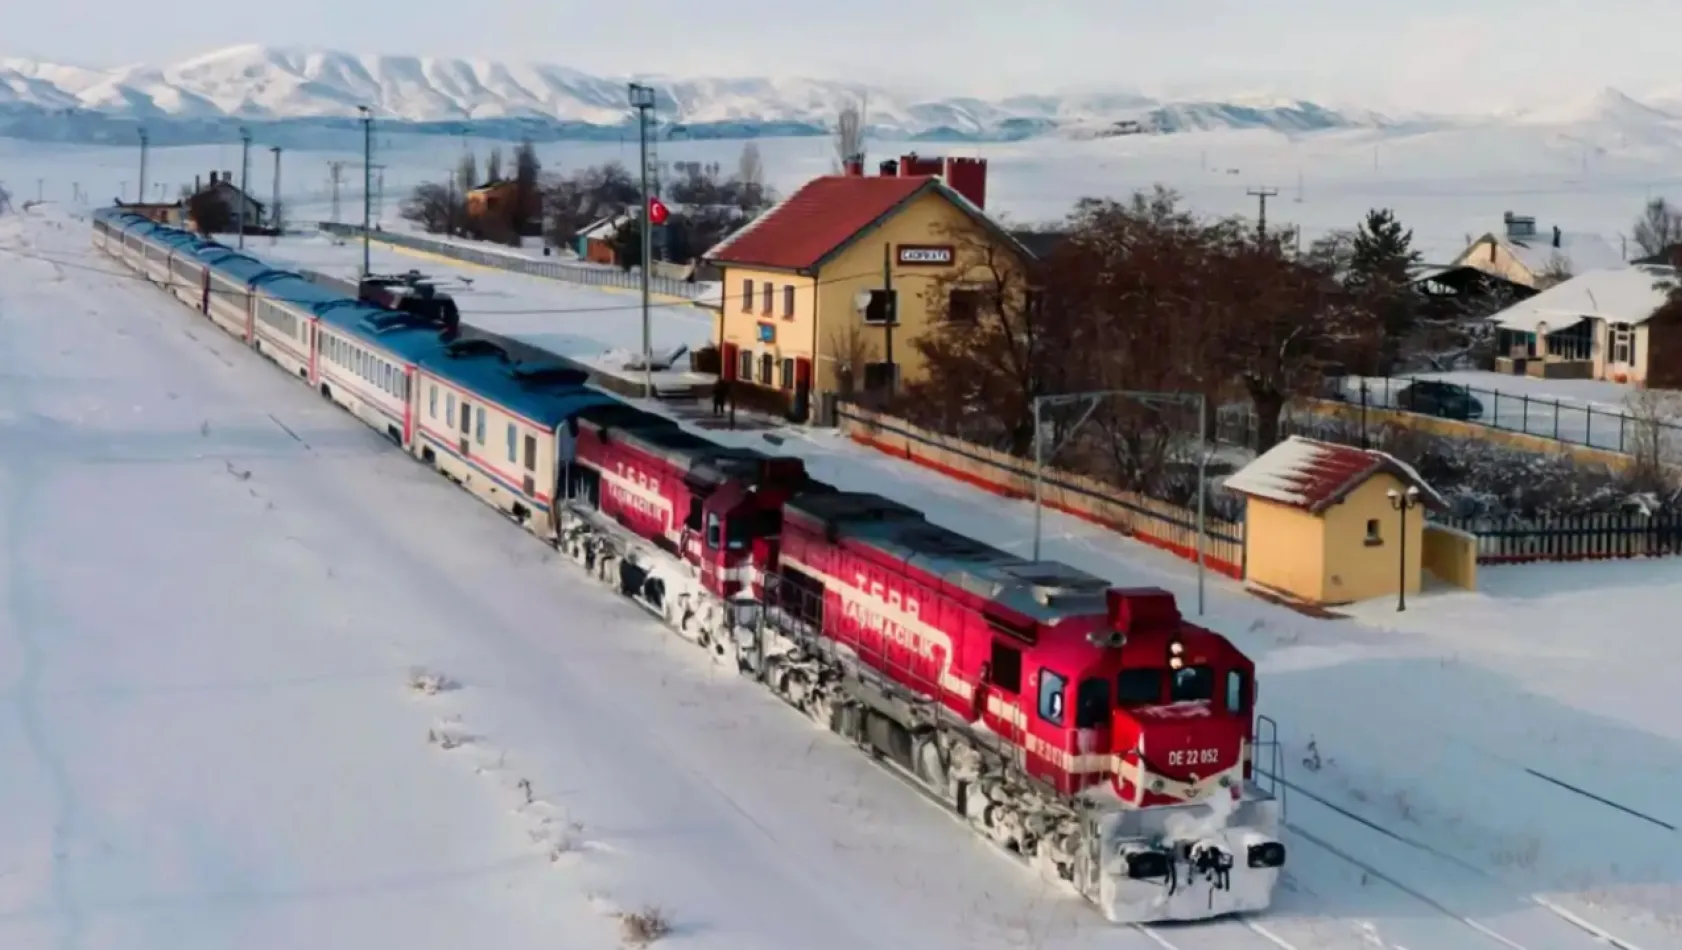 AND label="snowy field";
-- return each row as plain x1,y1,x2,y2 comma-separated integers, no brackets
8,120,1682,263
5,203,1682,949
